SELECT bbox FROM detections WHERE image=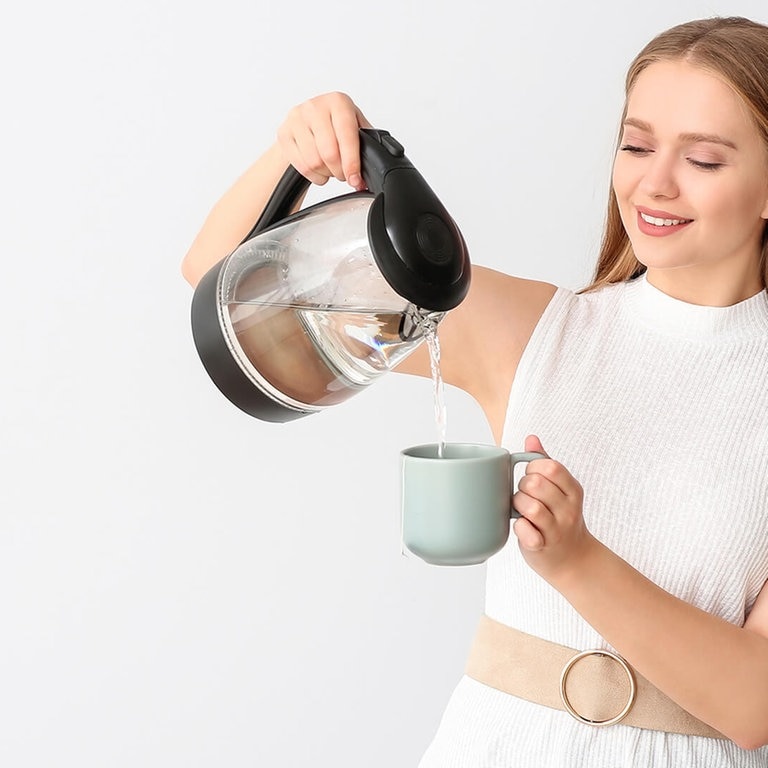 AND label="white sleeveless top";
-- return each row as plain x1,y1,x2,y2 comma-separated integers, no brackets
419,275,768,767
